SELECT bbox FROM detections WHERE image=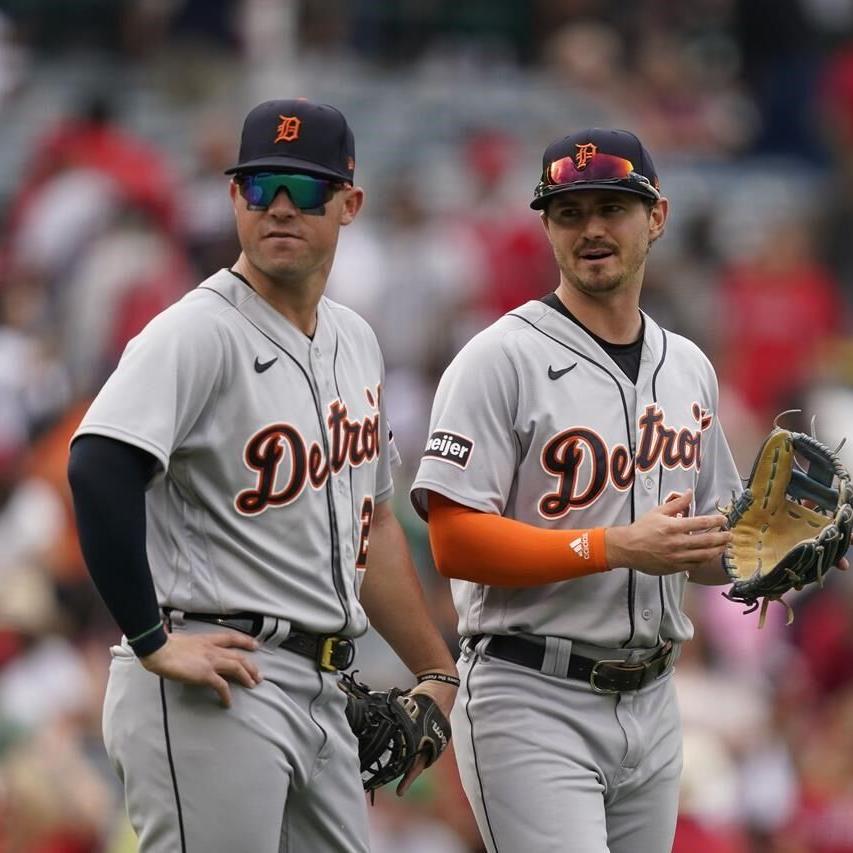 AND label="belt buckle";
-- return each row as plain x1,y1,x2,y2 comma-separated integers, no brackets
589,658,647,694
318,637,355,672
